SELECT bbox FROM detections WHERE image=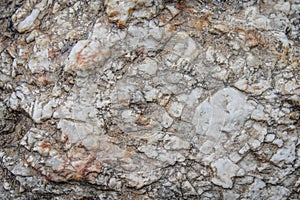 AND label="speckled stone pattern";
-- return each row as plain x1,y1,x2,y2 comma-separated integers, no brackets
0,0,299,199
